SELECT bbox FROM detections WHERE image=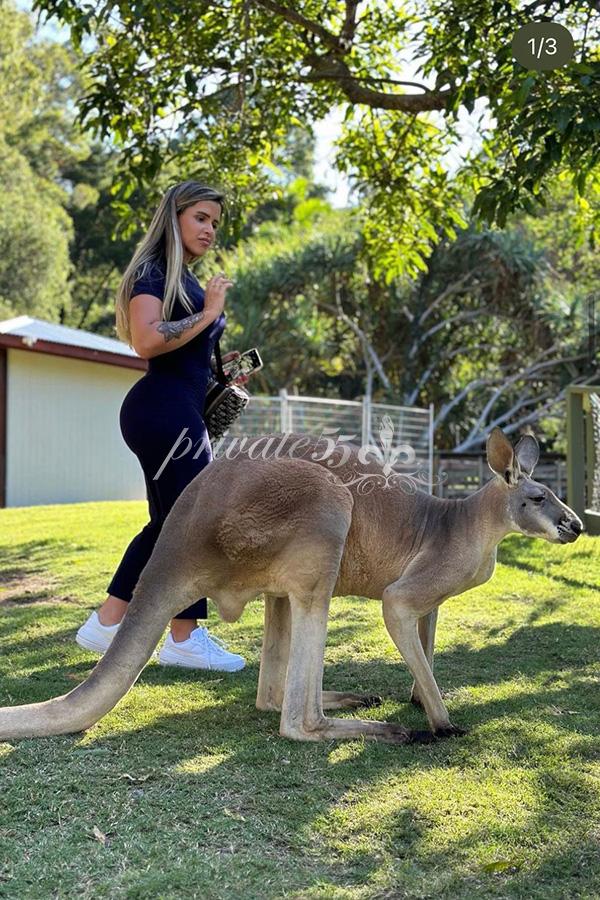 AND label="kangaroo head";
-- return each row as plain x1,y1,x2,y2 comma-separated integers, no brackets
486,426,583,544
